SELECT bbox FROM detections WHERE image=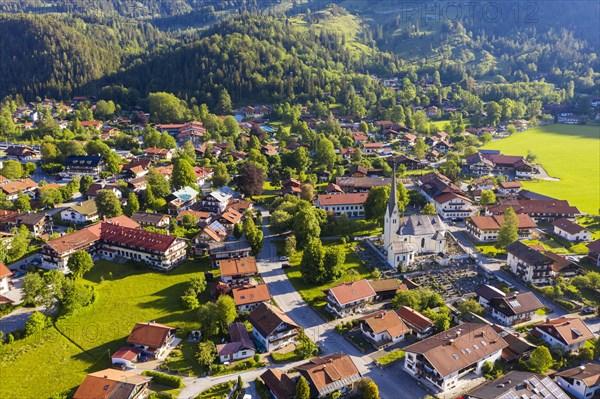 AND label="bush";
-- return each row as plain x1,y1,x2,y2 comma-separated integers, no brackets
141,371,183,388
25,311,50,336
555,299,576,310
